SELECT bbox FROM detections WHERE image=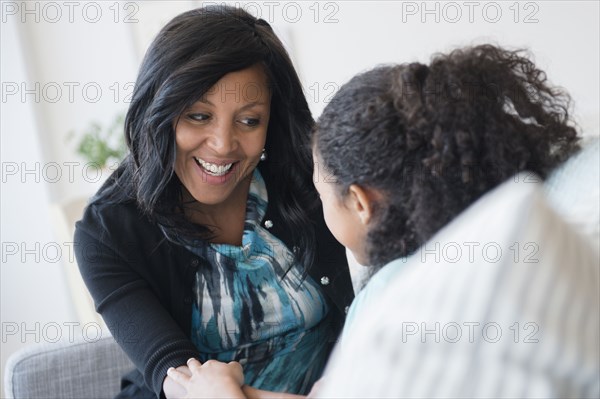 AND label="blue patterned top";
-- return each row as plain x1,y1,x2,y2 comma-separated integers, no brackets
184,169,332,394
